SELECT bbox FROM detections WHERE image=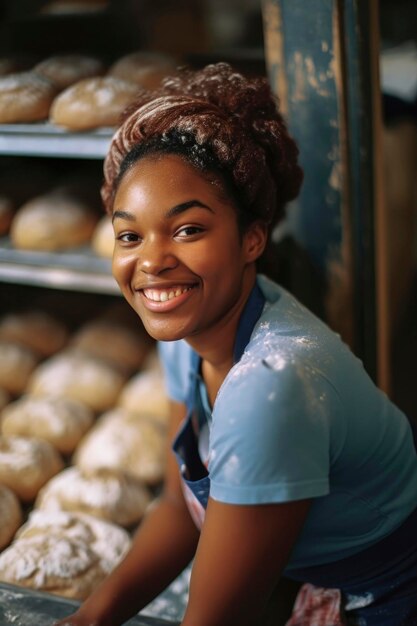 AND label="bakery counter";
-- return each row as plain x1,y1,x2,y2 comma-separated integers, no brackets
0,582,179,625
0,238,119,294
0,123,113,159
